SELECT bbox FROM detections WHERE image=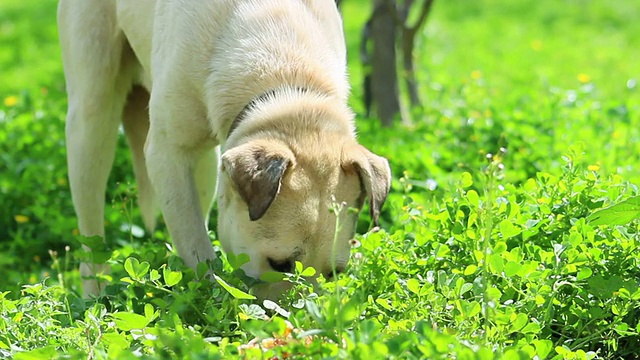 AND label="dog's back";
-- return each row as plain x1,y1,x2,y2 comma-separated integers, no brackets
201,0,350,132
114,0,349,134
